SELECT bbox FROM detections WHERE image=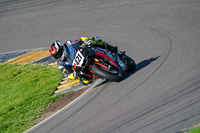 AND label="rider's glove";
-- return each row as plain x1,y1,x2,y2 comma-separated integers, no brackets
84,39,93,46
73,71,78,78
